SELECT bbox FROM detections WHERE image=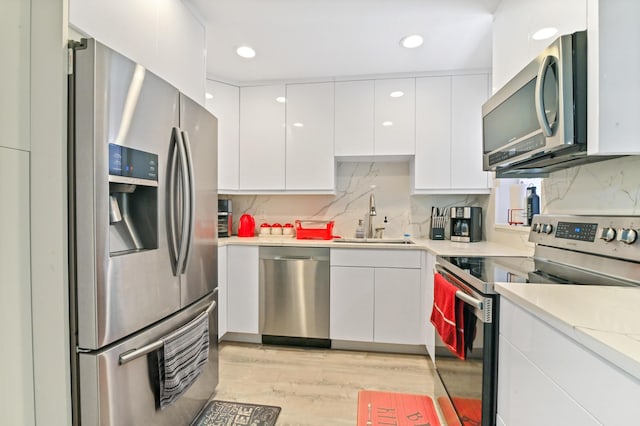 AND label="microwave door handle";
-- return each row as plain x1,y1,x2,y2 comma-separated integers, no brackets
179,130,196,274
535,54,555,137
